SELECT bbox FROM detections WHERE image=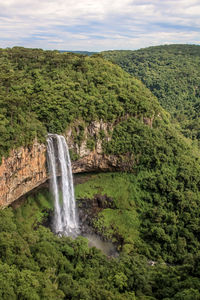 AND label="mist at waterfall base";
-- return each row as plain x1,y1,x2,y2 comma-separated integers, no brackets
47,134,79,237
